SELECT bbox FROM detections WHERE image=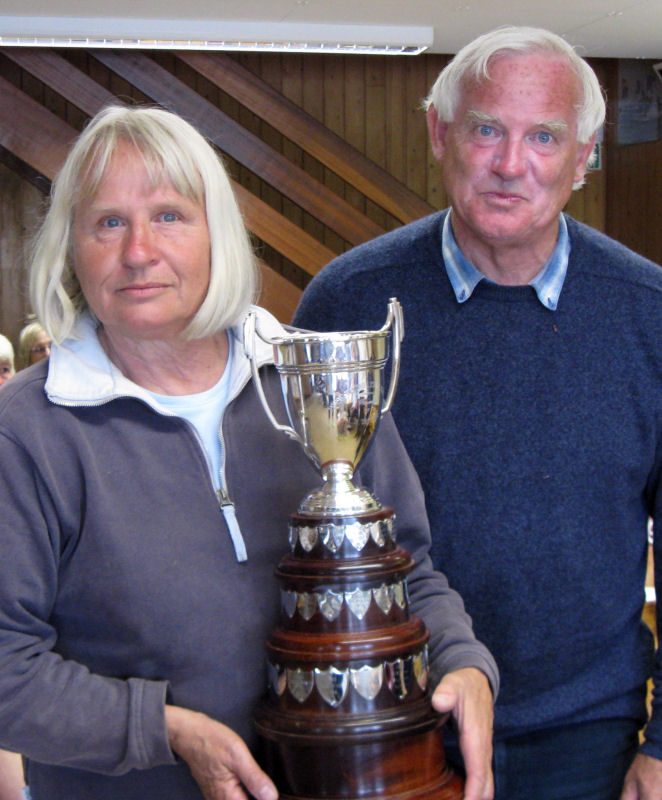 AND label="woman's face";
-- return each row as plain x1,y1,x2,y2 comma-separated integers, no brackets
72,142,211,343
29,332,51,365
0,360,14,386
